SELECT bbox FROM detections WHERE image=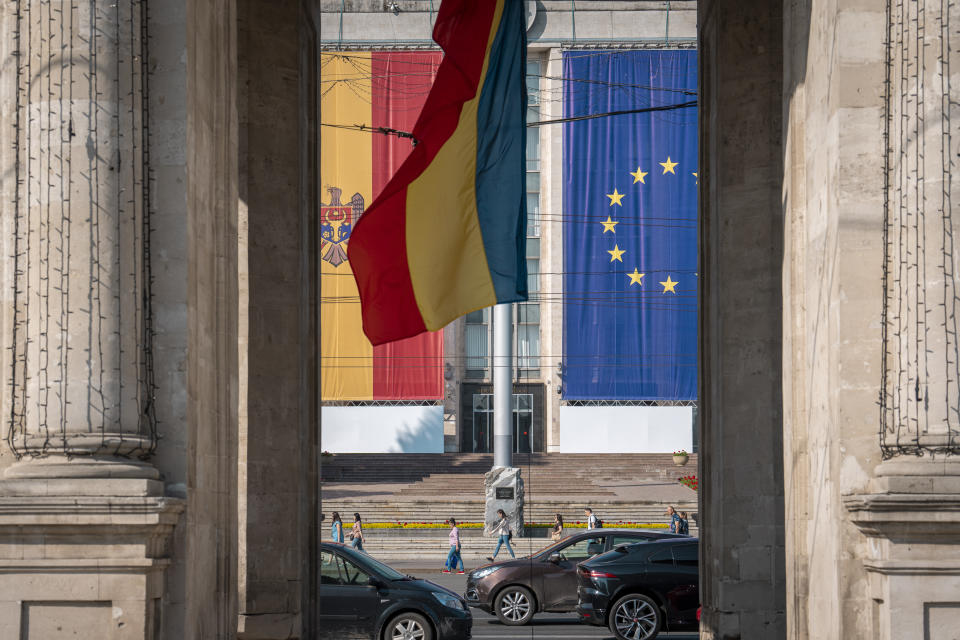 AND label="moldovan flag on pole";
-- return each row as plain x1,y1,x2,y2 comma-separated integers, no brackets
348,0,529,345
